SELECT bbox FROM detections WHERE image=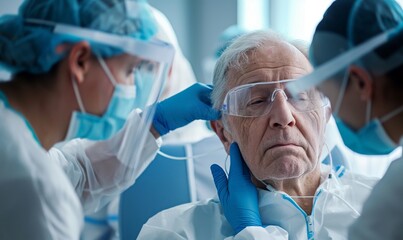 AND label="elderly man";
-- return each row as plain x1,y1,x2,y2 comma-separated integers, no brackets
137,30,378,239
